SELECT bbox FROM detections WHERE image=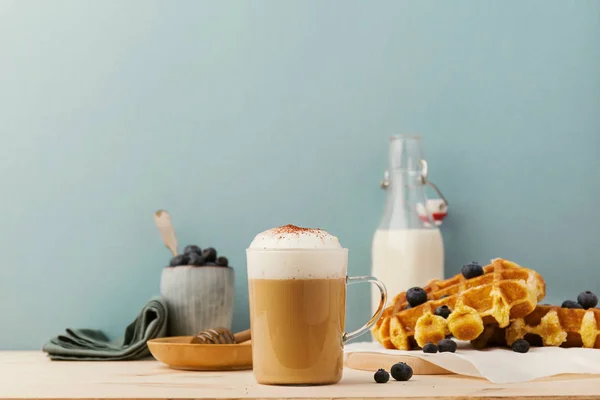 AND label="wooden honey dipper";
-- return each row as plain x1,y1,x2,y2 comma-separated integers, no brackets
190,327,251,345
